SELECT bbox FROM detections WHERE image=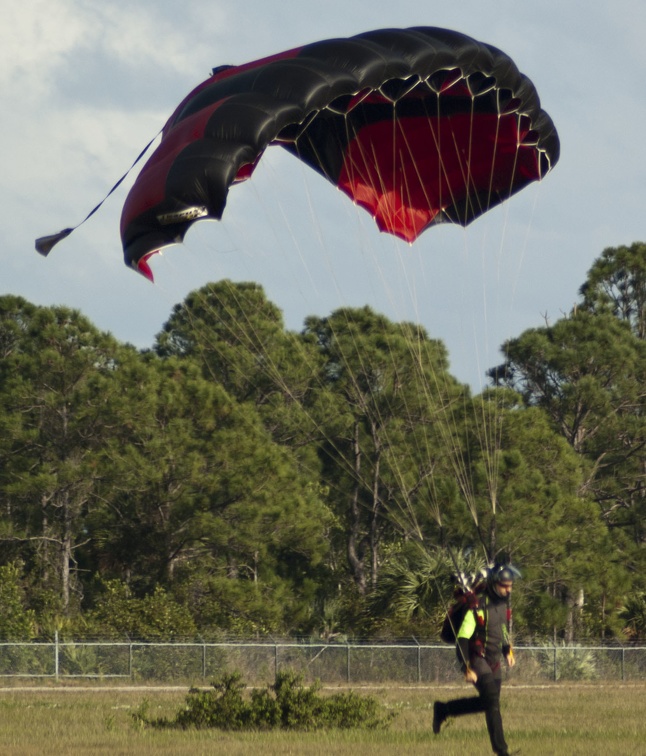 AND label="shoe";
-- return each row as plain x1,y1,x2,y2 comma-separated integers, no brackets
432,701,446,734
